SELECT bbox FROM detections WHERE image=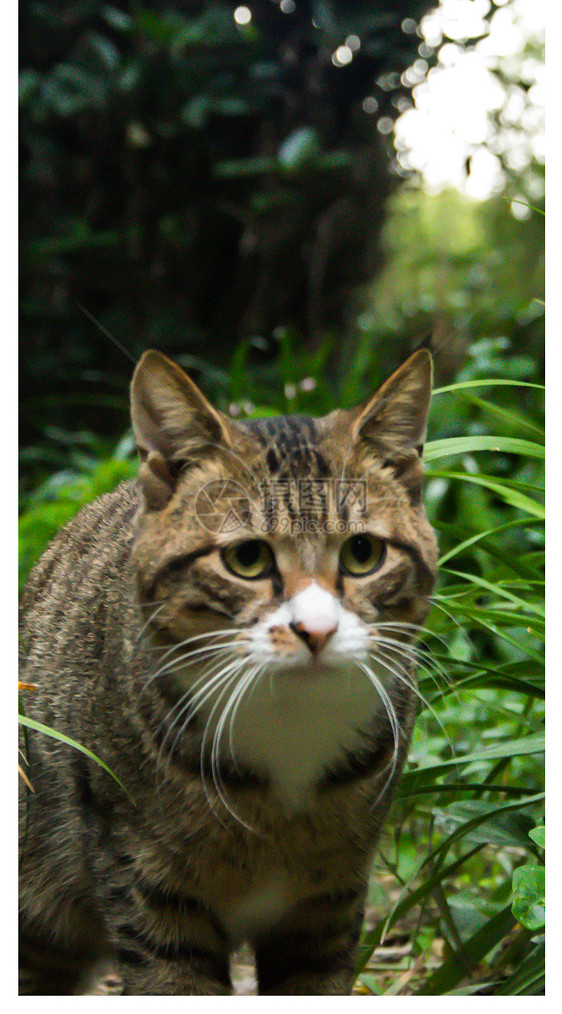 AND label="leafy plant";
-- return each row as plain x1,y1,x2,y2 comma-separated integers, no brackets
20,0,441,450
351,366,544,995
19,435,137,590
511,826,545,932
